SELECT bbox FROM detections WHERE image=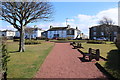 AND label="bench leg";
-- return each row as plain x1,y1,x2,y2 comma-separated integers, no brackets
83,54,86,59
96,56,99,61
89,56,92,61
